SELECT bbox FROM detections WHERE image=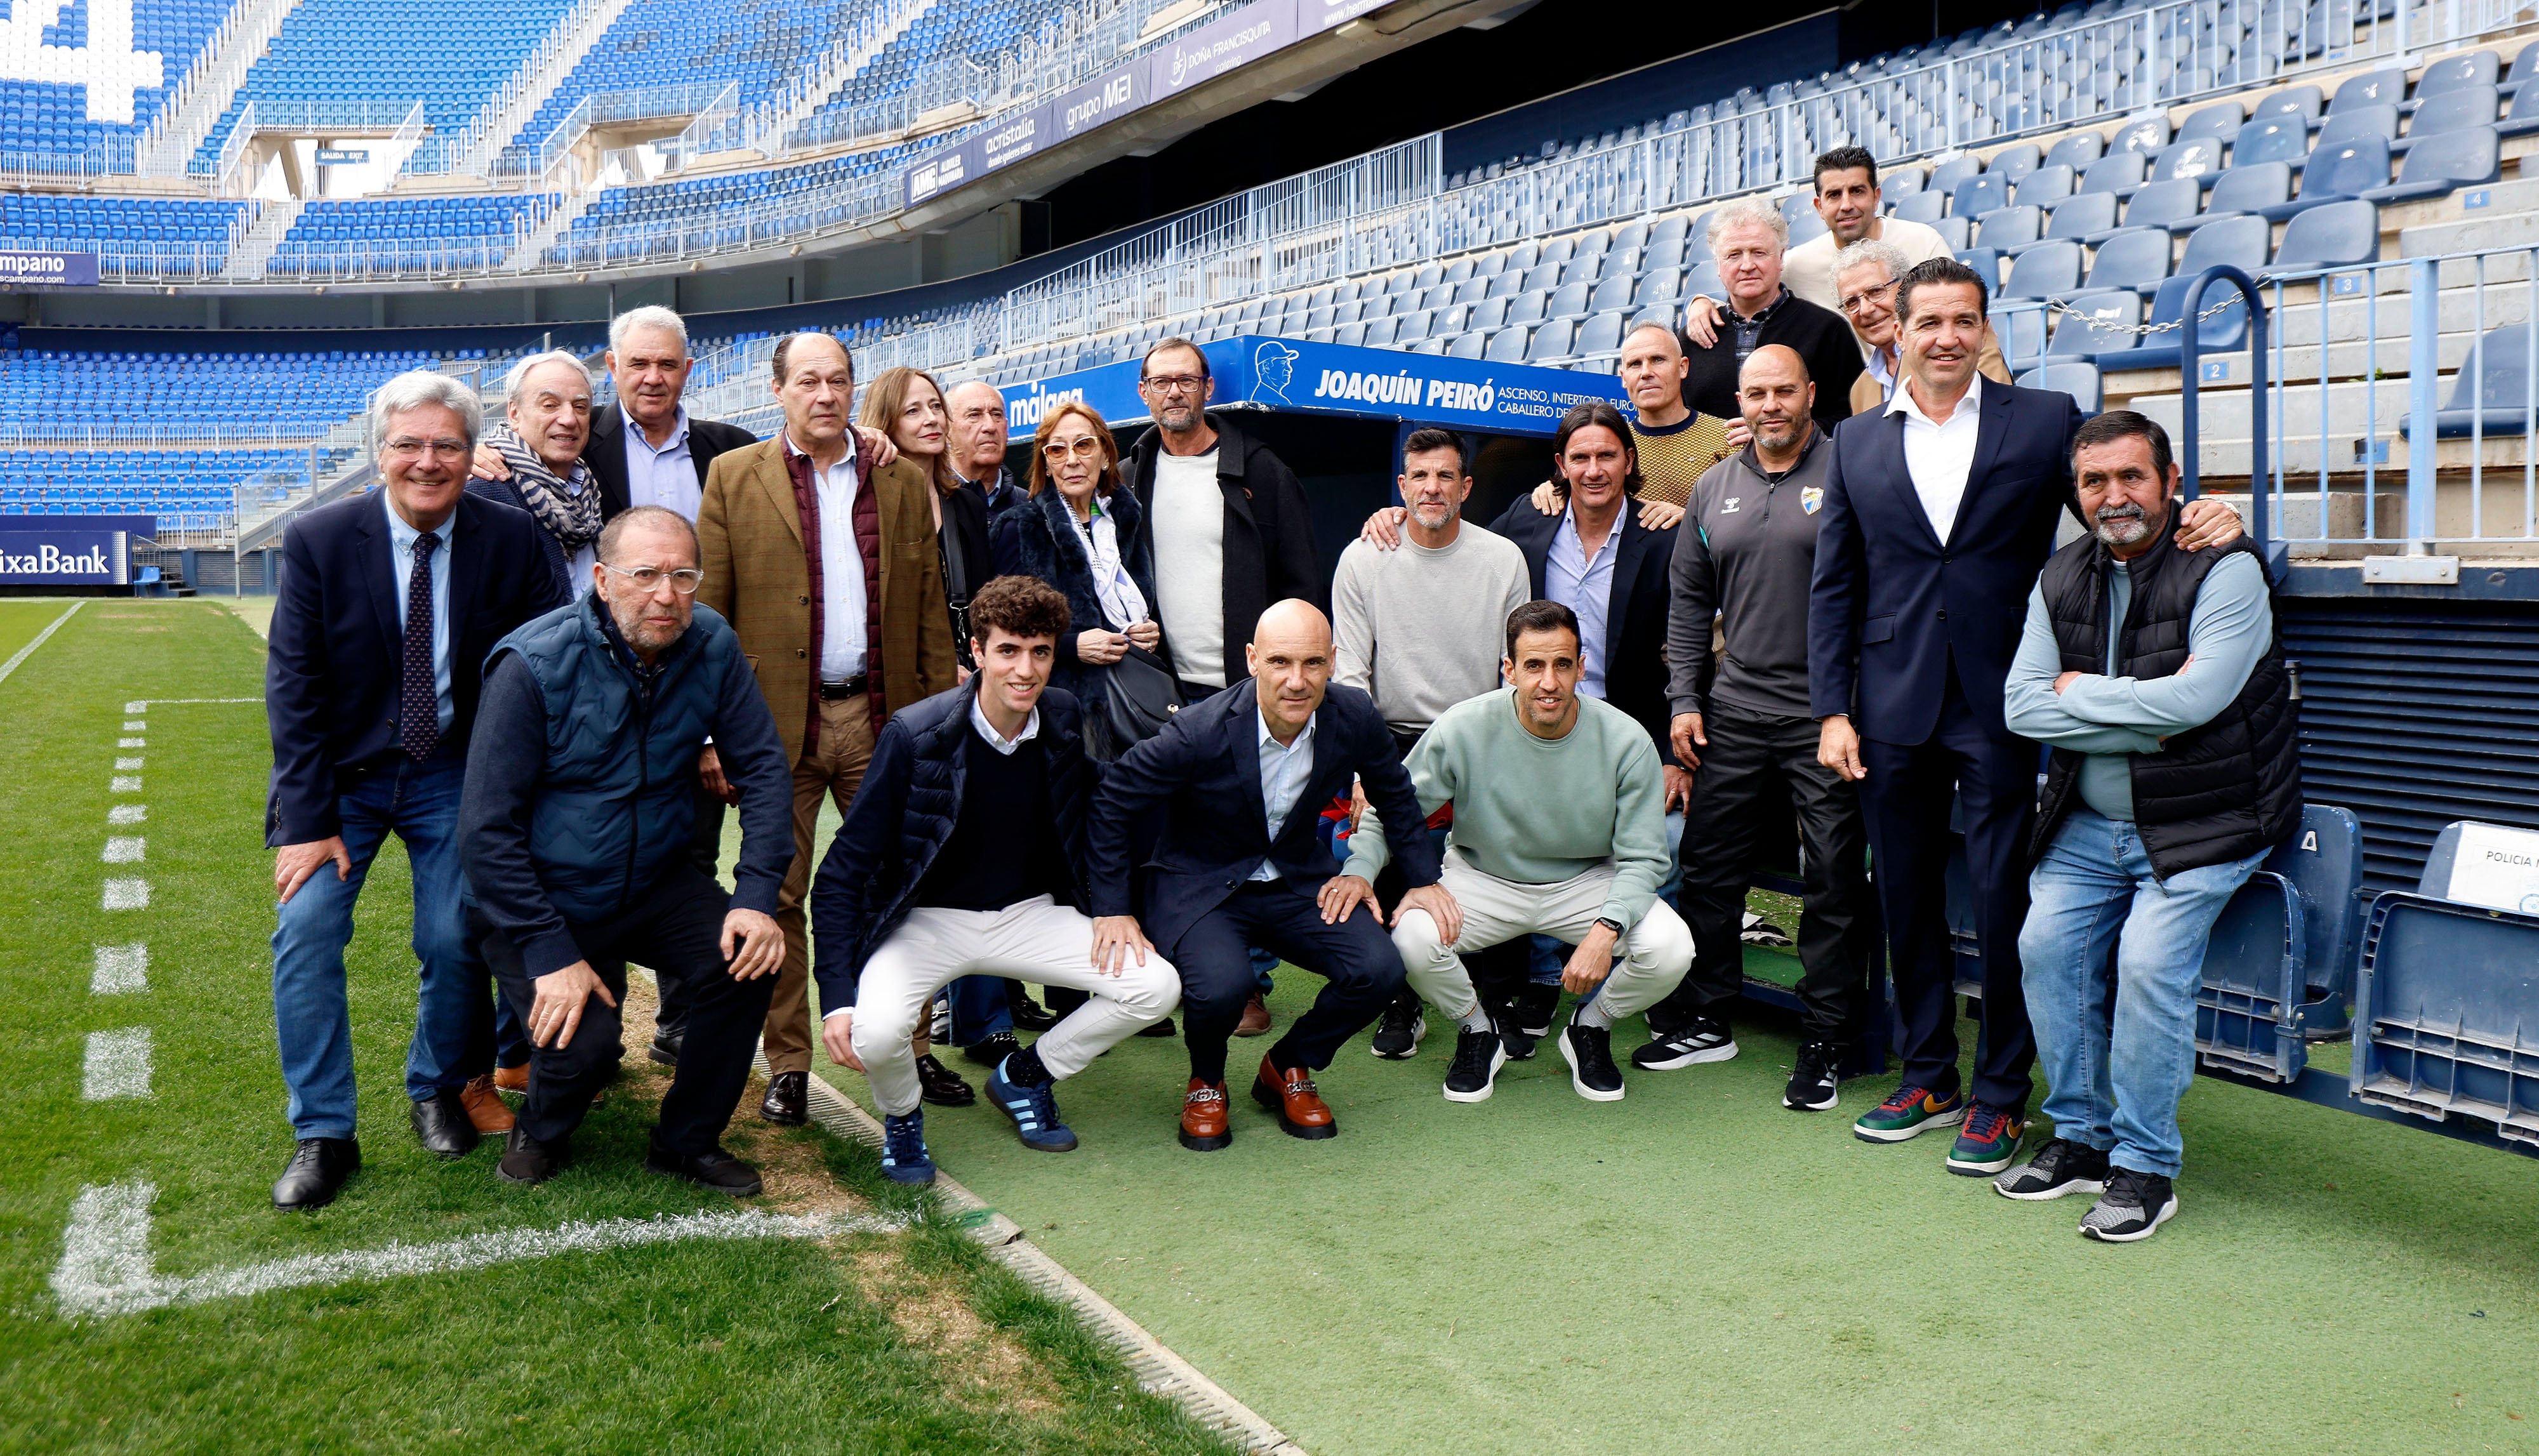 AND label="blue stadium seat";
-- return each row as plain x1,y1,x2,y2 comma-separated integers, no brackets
2418,49,2501,101
1525,319,1575,362
2044,131,2104,170
2397,85,2500,150
2015,361,2102,411
2174,212,2271,275
2328,67,2408,114
1685,261,1724,300
1956,248,2001,295
1975,205,2043,253
2121,271,2252,372
2015,164,2075,208
2204,160,2294,220
2233,116,2313,168
2272,199,2382,270
2176,100,2246,145
1575,312,1624,358
2121,177,2202,232
2045,190,2118,243
2111,113,2170,157
1988,143,2042,184
2314,102,2401,151
2351,852,2539,1144
1951,174,2010,217
2194,870,2312,1082
2363,126,2500,204
2087,227,2171,290
1484,326,1532,363
2046,288,2140,357
2001,239,2081,299
1930,154,1984,196
2149,138,2227,185
2430,322,2539,436
2262,137,2389,220
2502,84,2539,138
1891,191,1948,225
1588,274,1636,314
1447,331,1488,361
2079,150,2147,196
